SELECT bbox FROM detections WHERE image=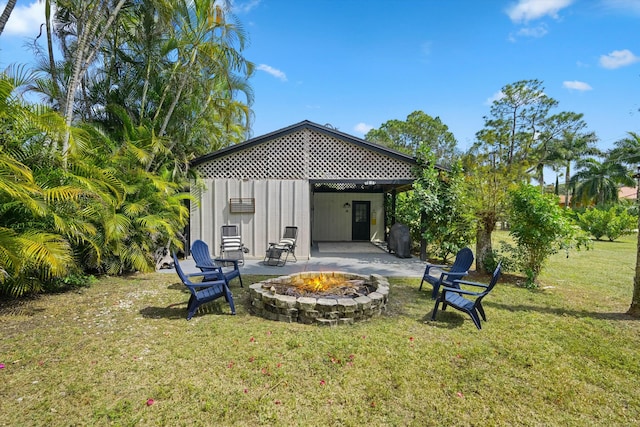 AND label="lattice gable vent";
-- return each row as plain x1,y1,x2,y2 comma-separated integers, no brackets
307,130,414,180
194,128,415,180
195,131,306,179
